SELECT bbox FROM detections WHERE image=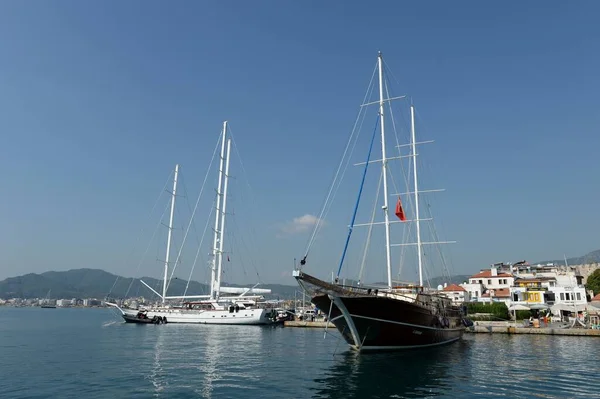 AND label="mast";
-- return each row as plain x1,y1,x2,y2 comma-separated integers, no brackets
378,52,393,290
215,137,232,300
410,103,424,287
162,164,179,303
210,121,228,300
